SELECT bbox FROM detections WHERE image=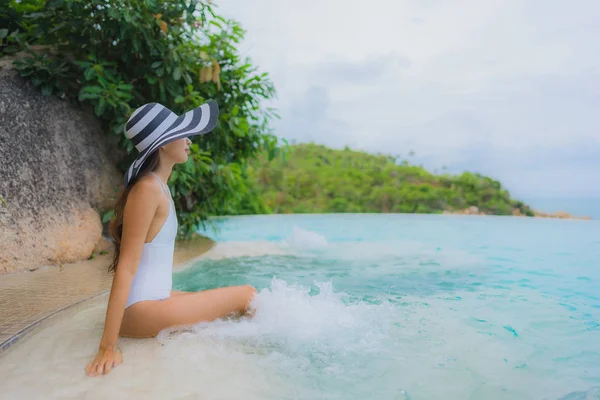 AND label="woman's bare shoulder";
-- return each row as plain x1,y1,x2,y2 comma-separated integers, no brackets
124,175,164,216
118,175,165,266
